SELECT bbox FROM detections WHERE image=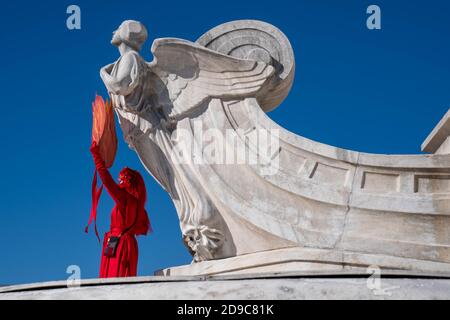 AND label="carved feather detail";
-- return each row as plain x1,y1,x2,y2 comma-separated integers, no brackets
150,38,275,120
